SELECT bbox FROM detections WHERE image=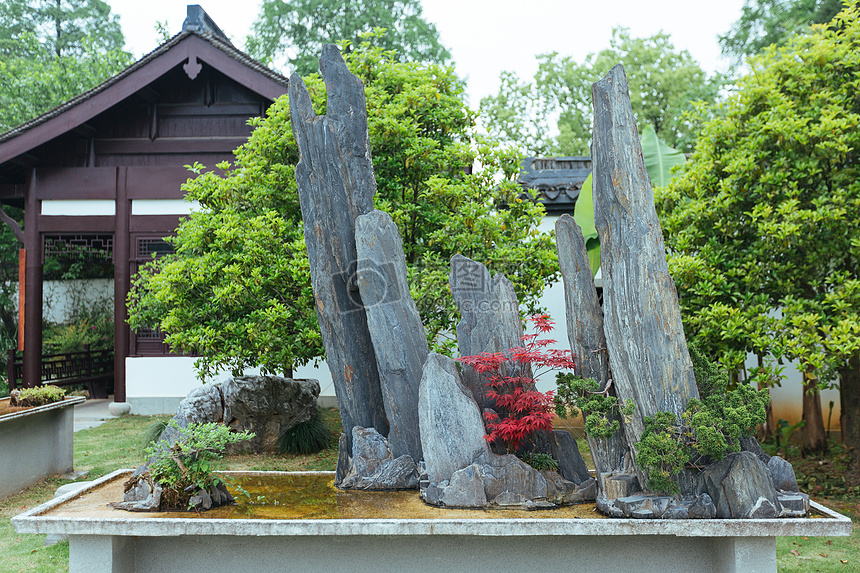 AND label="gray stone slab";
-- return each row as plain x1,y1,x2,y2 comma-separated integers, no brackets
555,214,632,478
290,45,389,467
355,209,428,461
449,254,525,410
418,353,489,485
13,470,853,540
590,65,699,472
